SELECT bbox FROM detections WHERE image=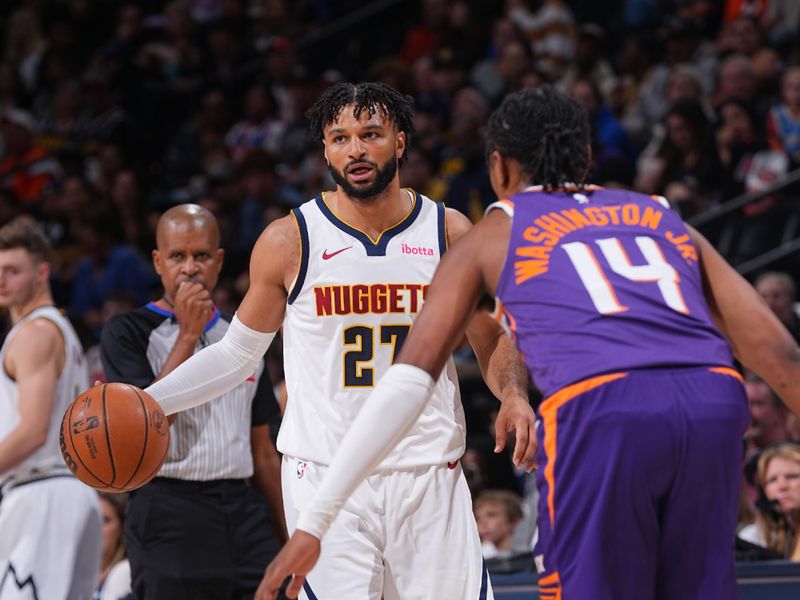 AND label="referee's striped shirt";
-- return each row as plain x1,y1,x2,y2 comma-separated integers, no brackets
100,302,278,481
